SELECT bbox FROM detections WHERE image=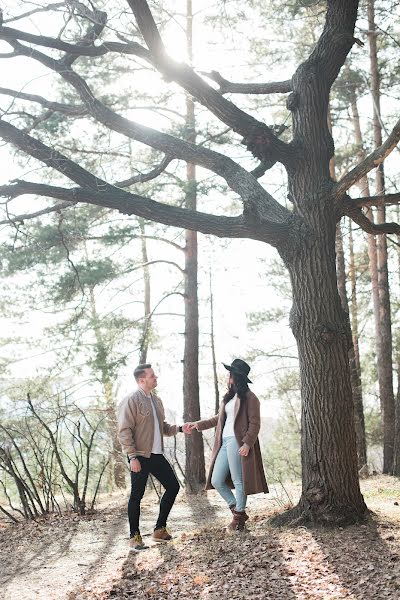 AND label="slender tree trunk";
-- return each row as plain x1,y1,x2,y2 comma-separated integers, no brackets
393,206,400,476
209,272,219,414
183,0,205,493
350,82,385,470
330,104,367,472
368,0,395,473
138,218,151,364
336,223,367,472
